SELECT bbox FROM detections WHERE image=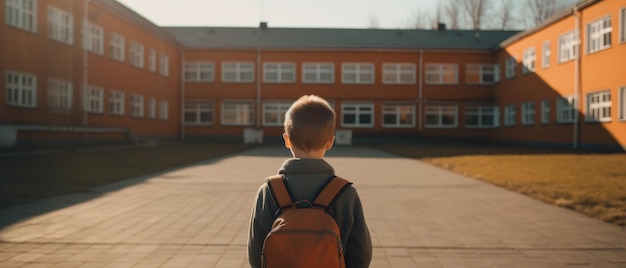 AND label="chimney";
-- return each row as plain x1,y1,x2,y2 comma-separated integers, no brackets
437,22,446,31
260,21,268,29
